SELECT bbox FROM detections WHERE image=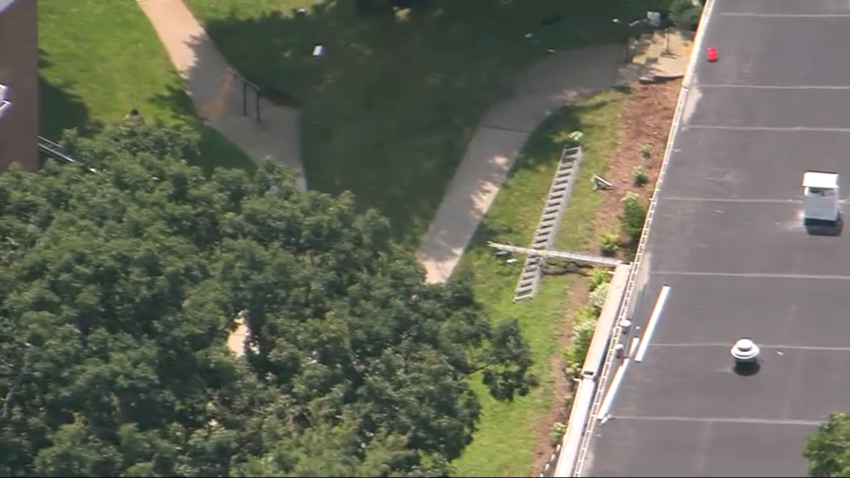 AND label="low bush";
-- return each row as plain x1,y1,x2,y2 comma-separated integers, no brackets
633,165,649,187
588,268,611,292
599,231,620,256
564,305,599,379
549,422,567,446
588,282,610,316
620,192,647,243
